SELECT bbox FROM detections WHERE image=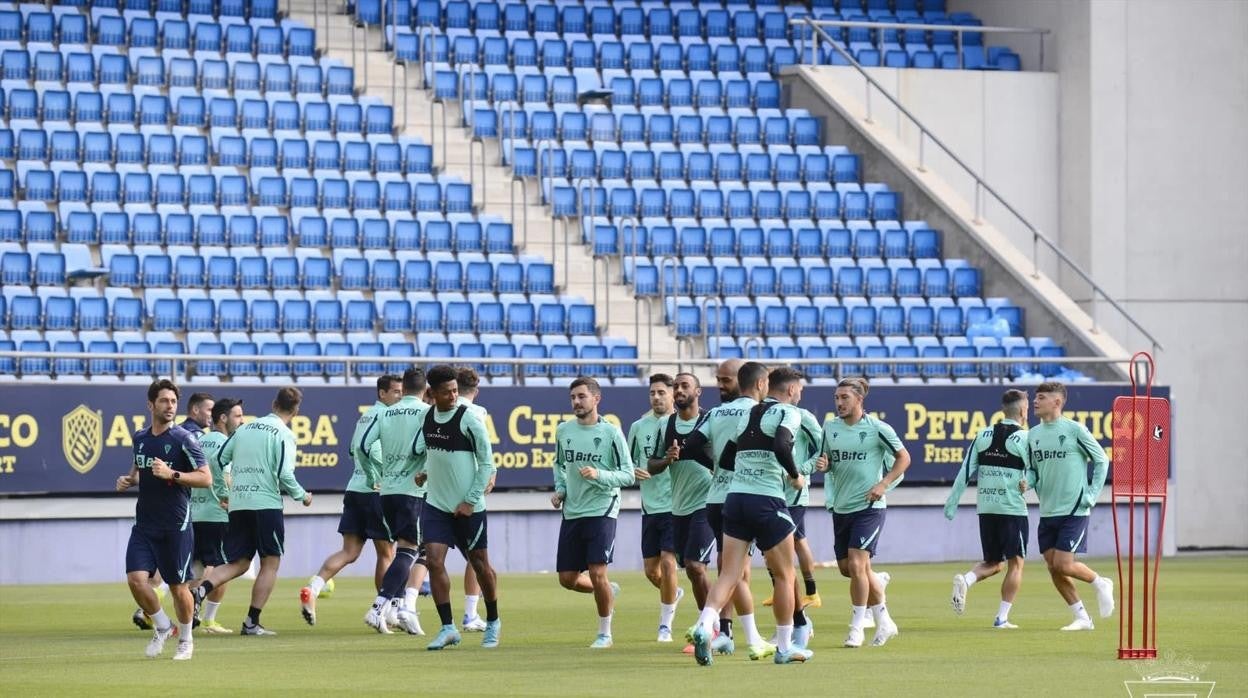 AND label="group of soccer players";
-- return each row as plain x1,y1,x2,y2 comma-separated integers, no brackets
121,362,1115,666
